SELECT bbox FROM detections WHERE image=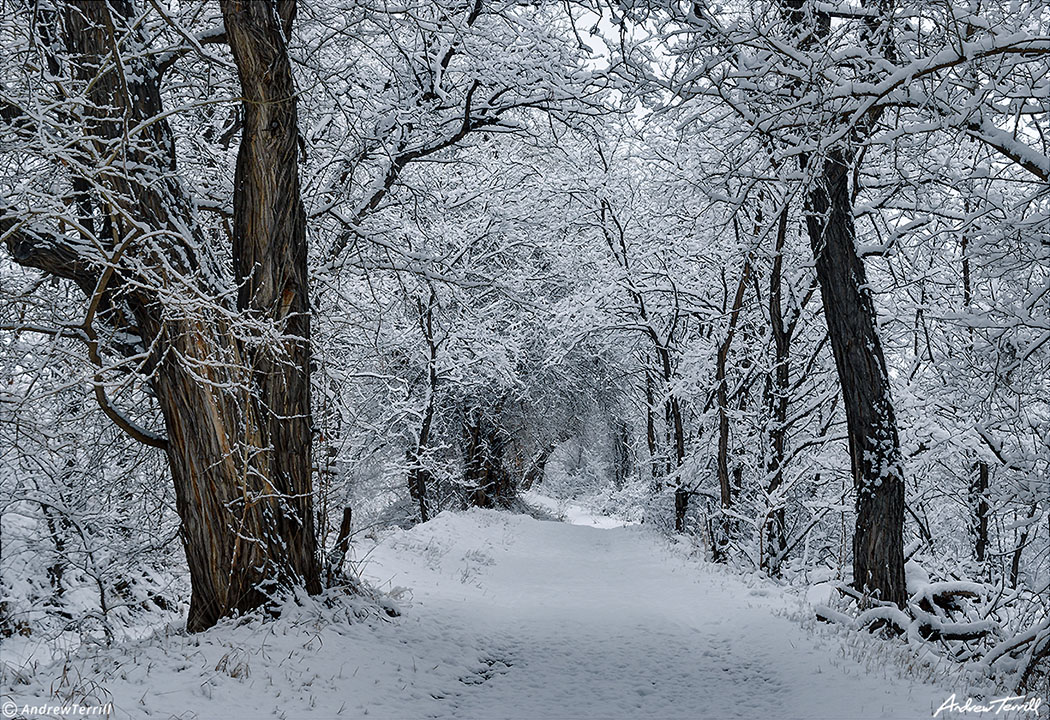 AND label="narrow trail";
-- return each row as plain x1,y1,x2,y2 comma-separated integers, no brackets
3,502,956,719
358,503,949,719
